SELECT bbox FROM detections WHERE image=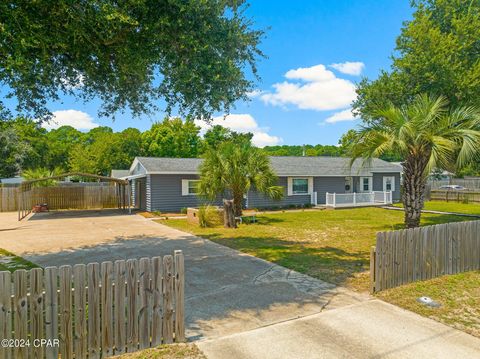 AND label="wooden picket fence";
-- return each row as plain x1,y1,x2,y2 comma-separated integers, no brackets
429,189,480,203
370,220,480,292
0,251,185,359
0,187,17,212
